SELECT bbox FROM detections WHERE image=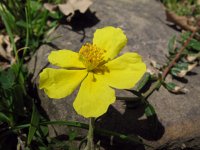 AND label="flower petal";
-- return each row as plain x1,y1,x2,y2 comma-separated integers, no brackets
39,68,87,99
93,26,127,60
73,73,115,118
97,53,146,89
48,50,85,68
